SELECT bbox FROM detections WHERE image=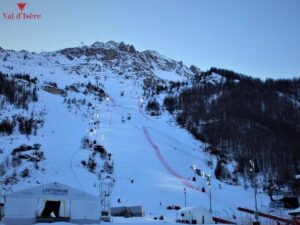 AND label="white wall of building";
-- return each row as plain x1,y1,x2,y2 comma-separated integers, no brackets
70,200,100,220
2,182,100,224
5,198,37,218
